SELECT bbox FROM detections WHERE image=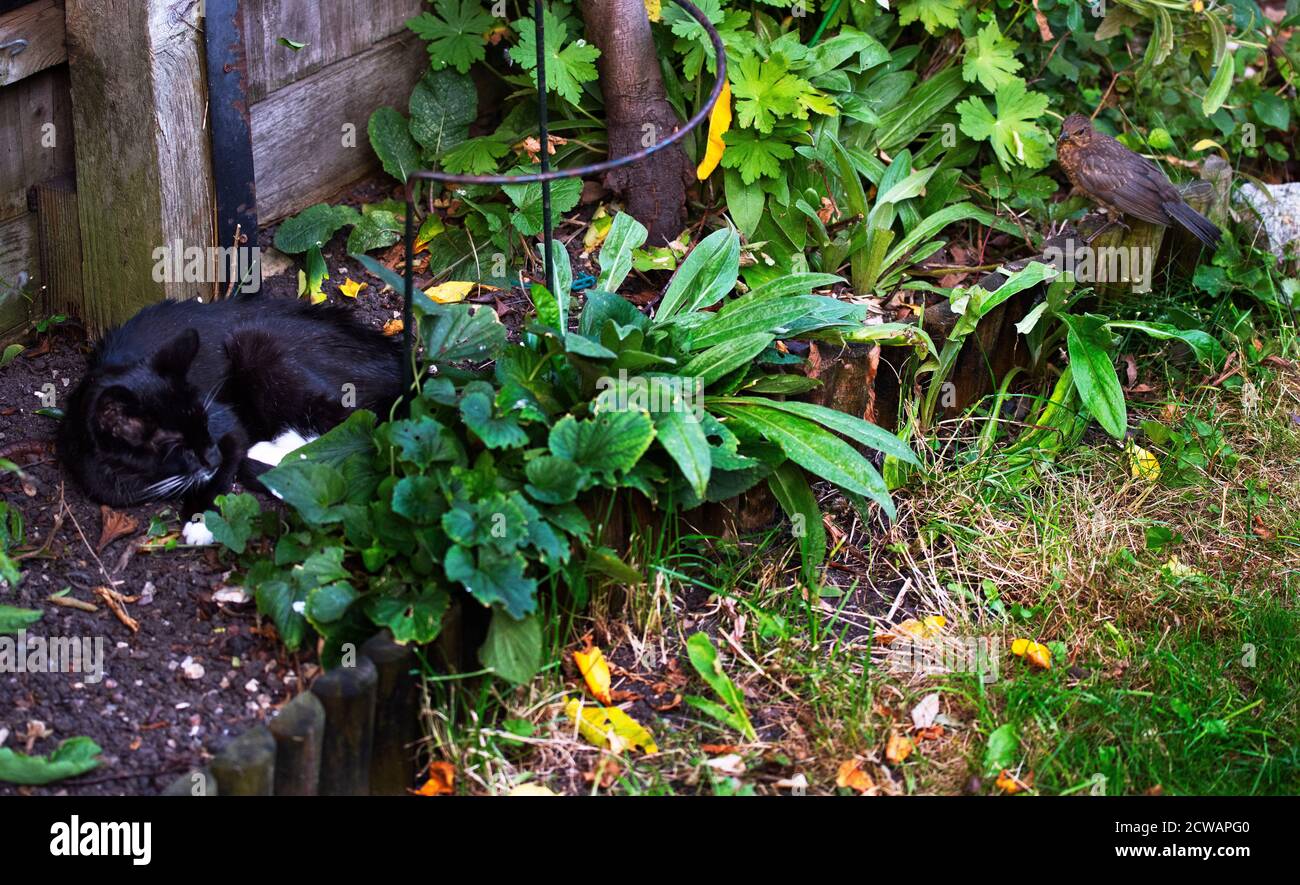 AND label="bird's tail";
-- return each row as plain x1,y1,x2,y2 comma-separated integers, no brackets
1164,201,1222,250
